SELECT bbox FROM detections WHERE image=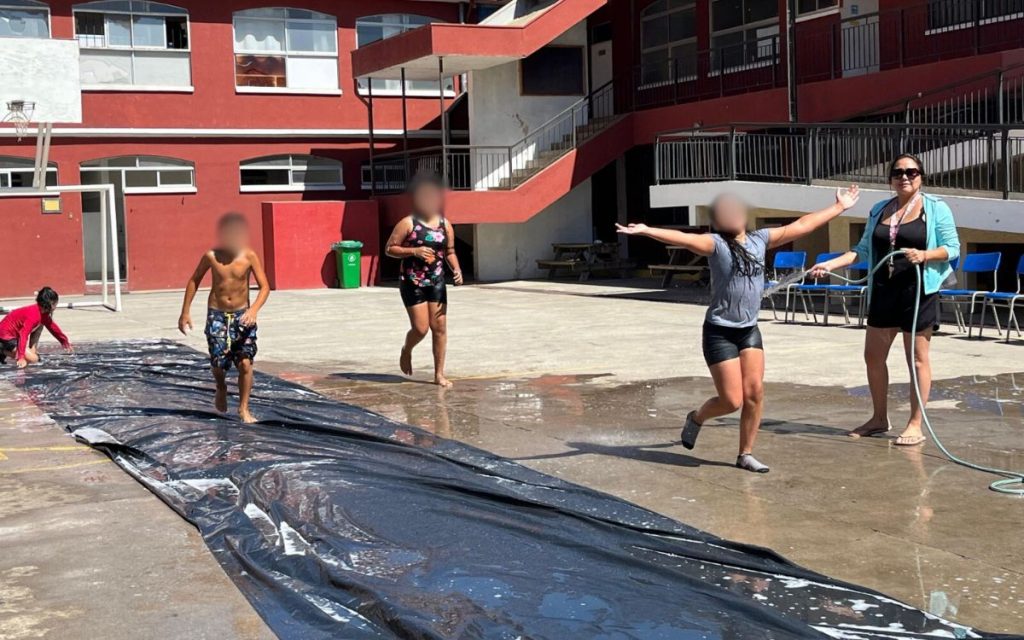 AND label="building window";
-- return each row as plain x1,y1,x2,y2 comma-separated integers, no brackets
521,46,585,96
640,0,697,85
81,156,195,194
0,0,50,38
240,155,343,192
233,8,339,93
73,1,191,89
797,0,838,15
0,156,56,187
711,0,779,72
927,0,1023,29
355,14,452,96
361,161,407,191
